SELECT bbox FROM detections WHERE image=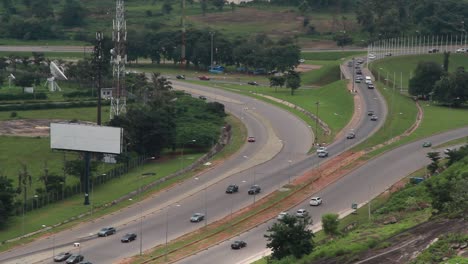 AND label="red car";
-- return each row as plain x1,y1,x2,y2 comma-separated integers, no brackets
198,75,210,81
248,136,255,142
